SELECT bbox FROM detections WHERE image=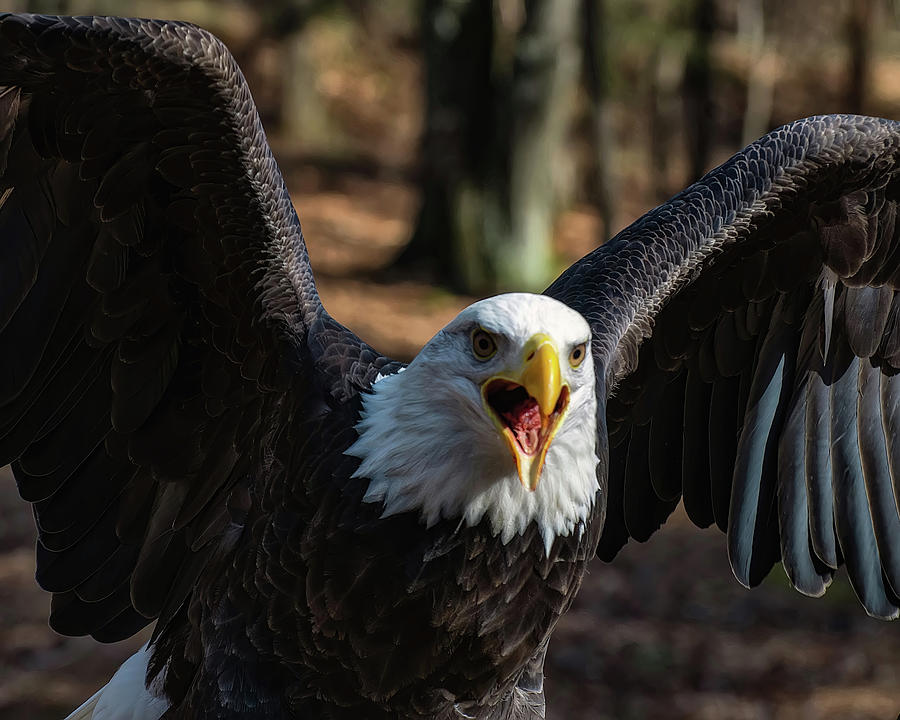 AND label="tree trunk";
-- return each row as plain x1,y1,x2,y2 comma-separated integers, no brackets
398,0,580,293
845,0,874,113
282,31,351,155
486,0,580,290
583,0,616,243
648,43,683,202
393,0,494,288
683,0,715,183
738,0,774,146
